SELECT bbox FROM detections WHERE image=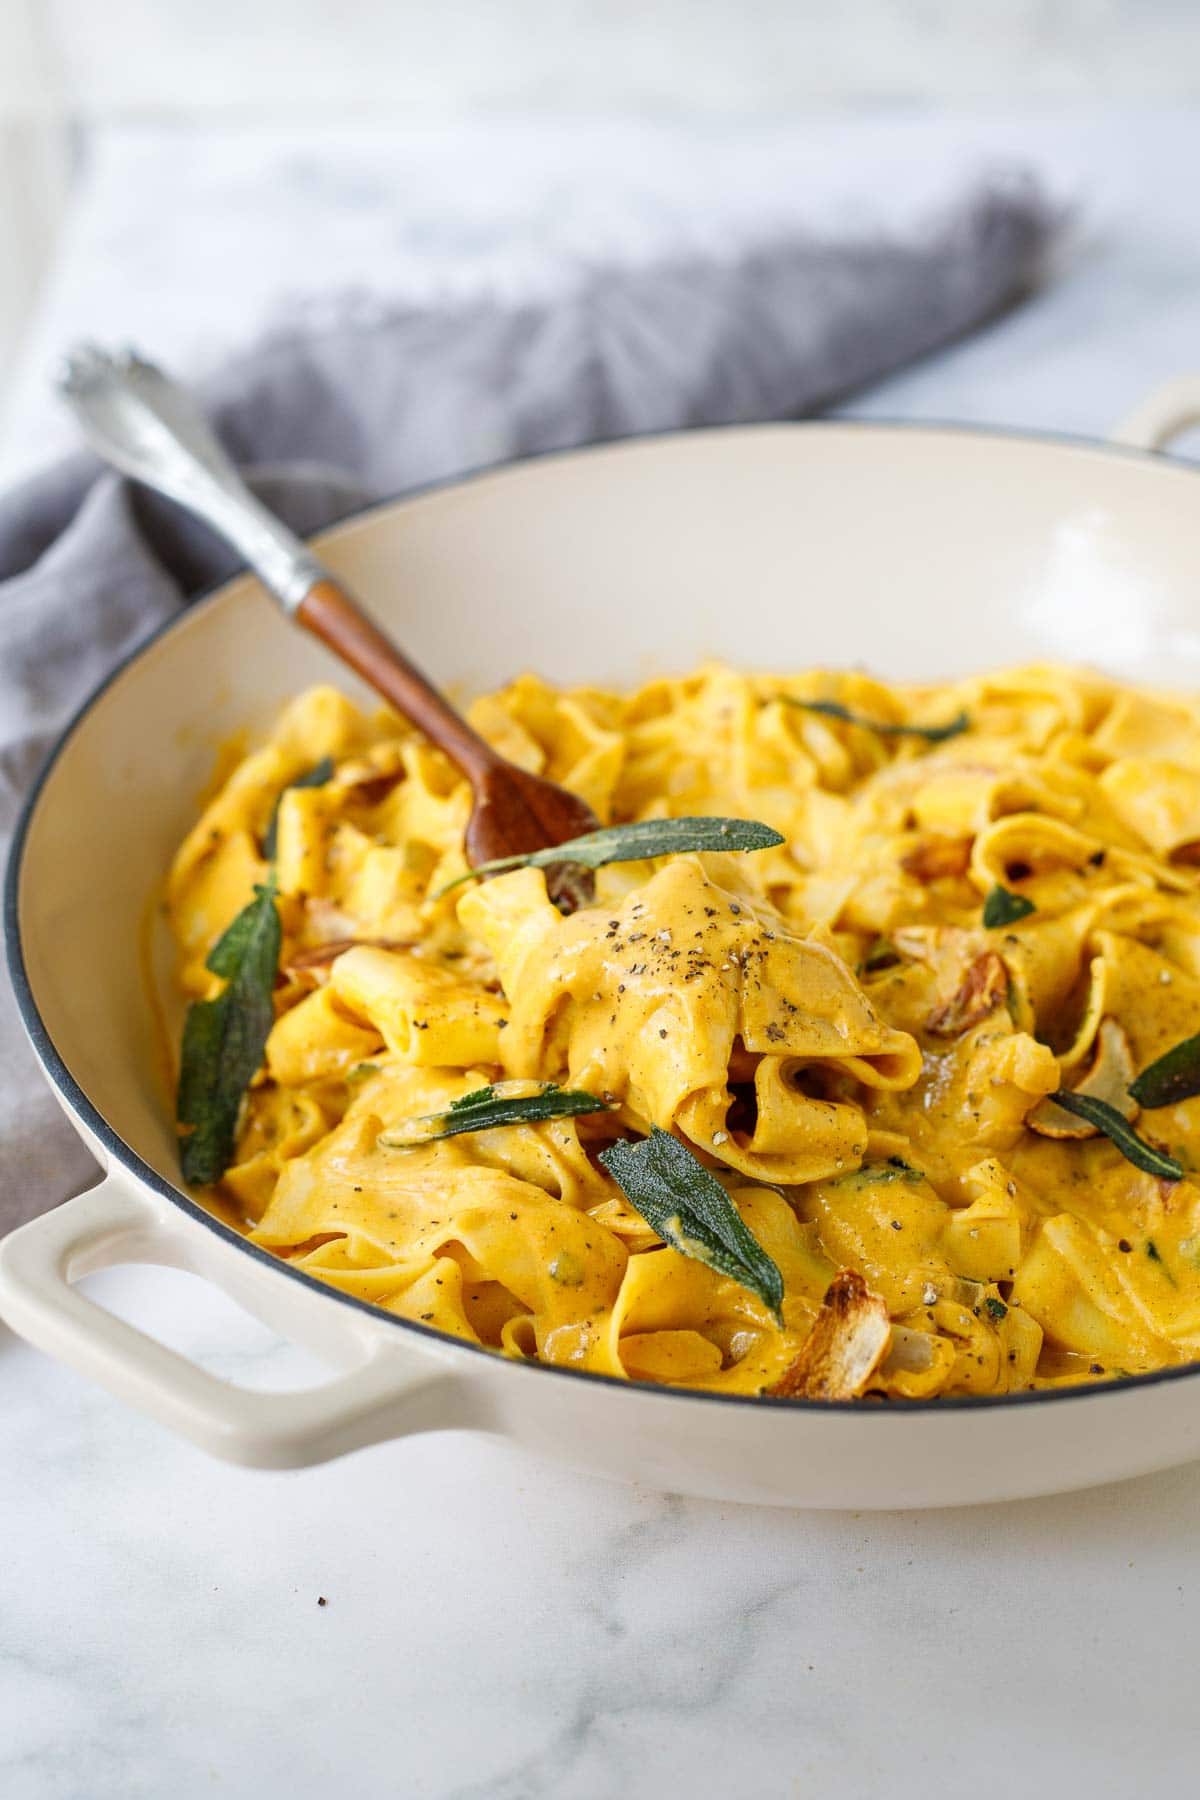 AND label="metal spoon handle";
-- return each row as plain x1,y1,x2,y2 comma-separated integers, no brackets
56,344,501,781
58,344,326,611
